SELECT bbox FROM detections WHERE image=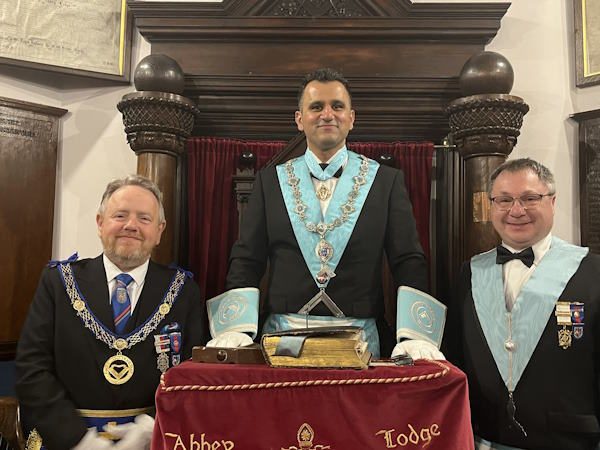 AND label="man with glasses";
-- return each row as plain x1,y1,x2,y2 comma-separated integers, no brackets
445,158,600,450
